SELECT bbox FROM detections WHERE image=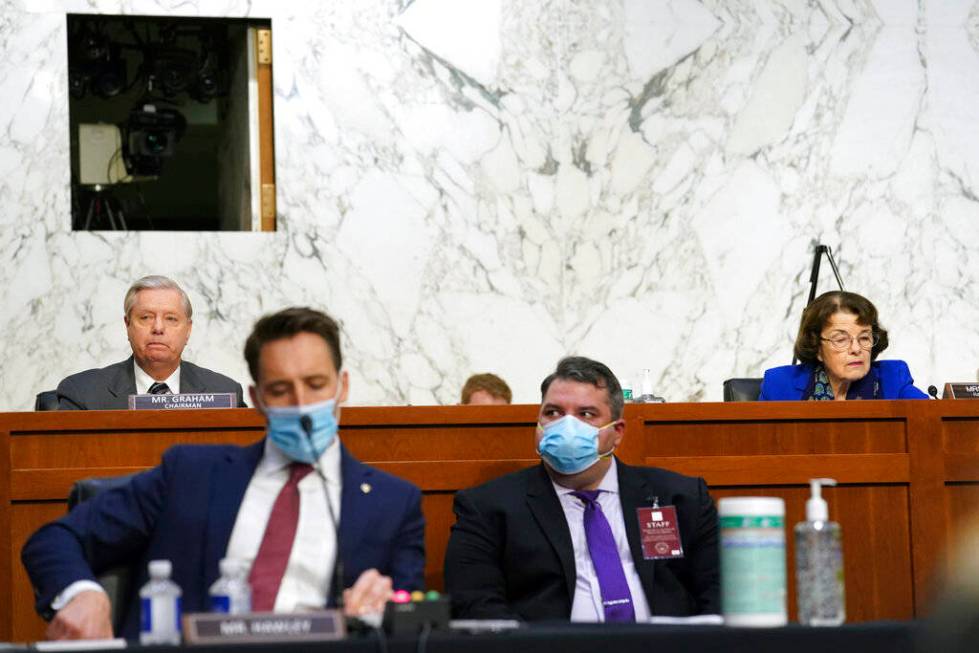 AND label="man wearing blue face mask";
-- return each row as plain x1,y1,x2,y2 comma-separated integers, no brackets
444,356,719,622
23,307,425,641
